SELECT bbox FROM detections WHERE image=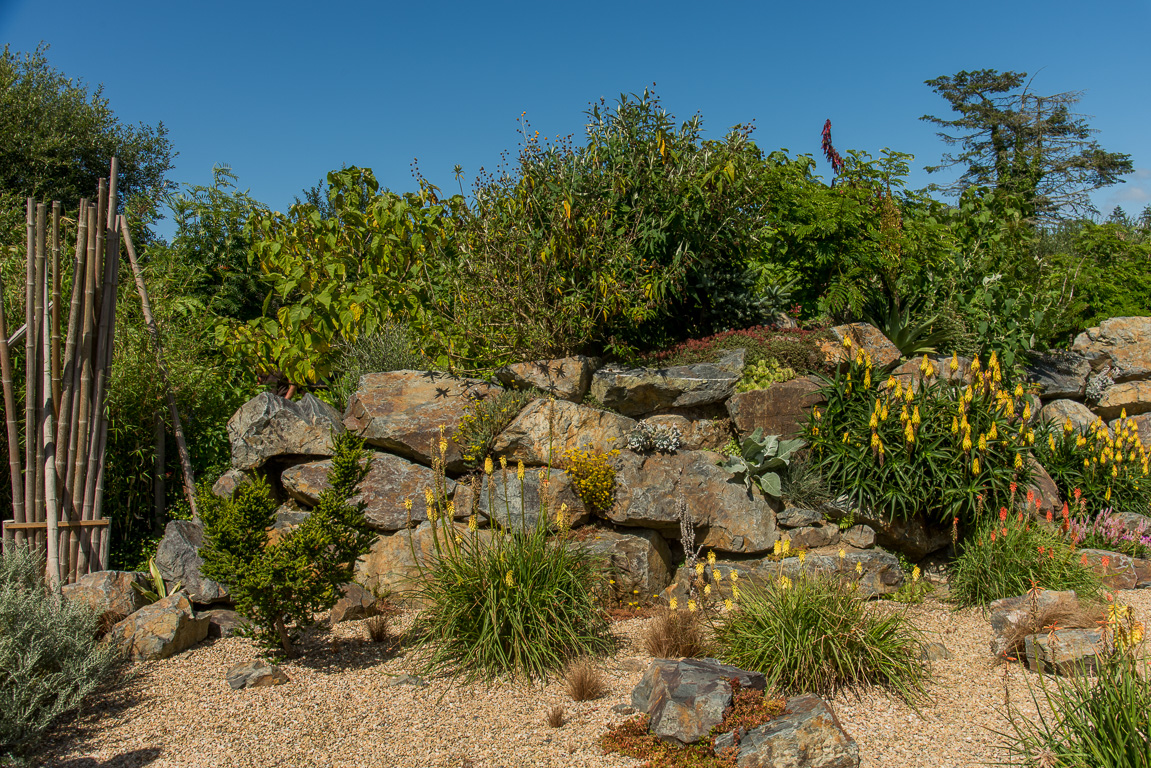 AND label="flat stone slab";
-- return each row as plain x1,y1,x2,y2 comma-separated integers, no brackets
589,349,745,417
495,356,595,402
631,658,766,745
226,661,289,689
1024,351,1091,400
1095,381,1151,420
726,377,825,439
1024,628,1104,675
